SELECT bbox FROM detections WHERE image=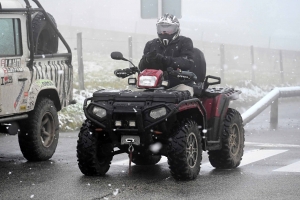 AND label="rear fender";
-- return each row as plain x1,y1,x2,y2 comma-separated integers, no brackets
201,93,229,150
26,79,61,111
